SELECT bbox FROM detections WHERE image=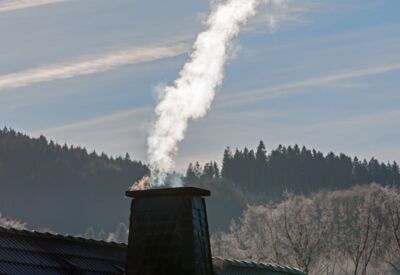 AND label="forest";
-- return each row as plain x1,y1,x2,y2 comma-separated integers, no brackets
212,184,400,275
0,127,148,234
1,128,400,255
185,141,400,196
